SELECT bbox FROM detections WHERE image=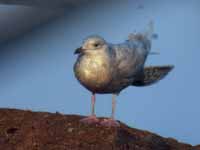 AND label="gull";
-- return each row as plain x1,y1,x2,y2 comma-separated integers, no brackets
73,22,174,127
